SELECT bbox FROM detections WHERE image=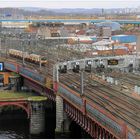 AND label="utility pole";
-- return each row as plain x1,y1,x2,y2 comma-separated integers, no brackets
112,42,115,56
5,39,8,59
39,56,42,70
80,70,84,96
53,64,59,92
22,40,25,65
